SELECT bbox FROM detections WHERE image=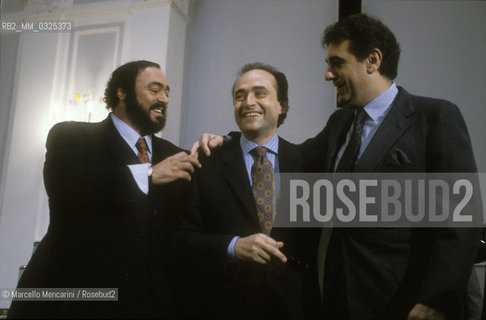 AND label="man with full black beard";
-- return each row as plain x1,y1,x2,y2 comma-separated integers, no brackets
8,60,200,319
